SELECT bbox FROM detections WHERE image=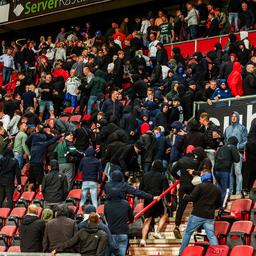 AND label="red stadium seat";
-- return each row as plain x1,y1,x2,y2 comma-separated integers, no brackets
68,205,78,214
195,221,230,245
205,245,229,256
181,245,204,256
0,246,5,252
230,245,254,256
222,199,252,220
133,203,144,214
59,116,69,122
20,191,35,202
0,226,17,246
7,246,21,252
0,209,11,221
227,221,253,248
63,107,74,114
9,208,26,219
67,189,82,200
12,191,21,204
96,204,104,215
69,115,82,123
